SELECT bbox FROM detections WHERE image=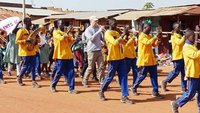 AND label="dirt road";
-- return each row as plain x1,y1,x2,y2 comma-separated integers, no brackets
0,66,197,113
